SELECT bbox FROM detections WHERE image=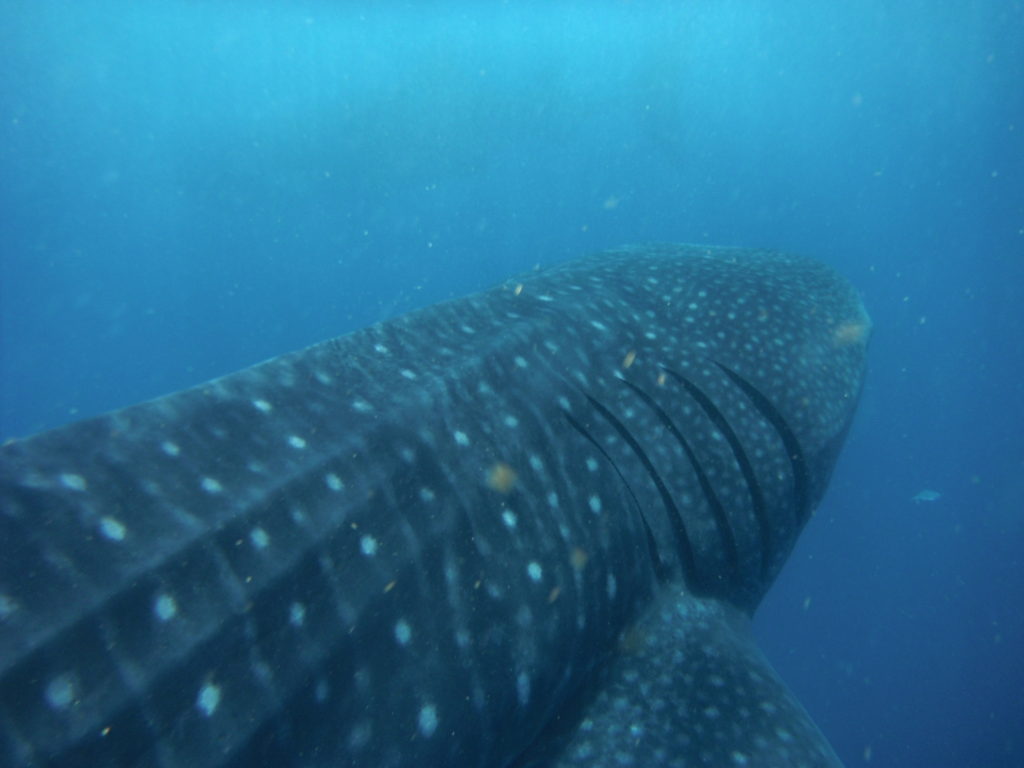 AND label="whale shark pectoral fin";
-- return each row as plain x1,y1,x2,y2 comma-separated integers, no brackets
532,589,843,768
